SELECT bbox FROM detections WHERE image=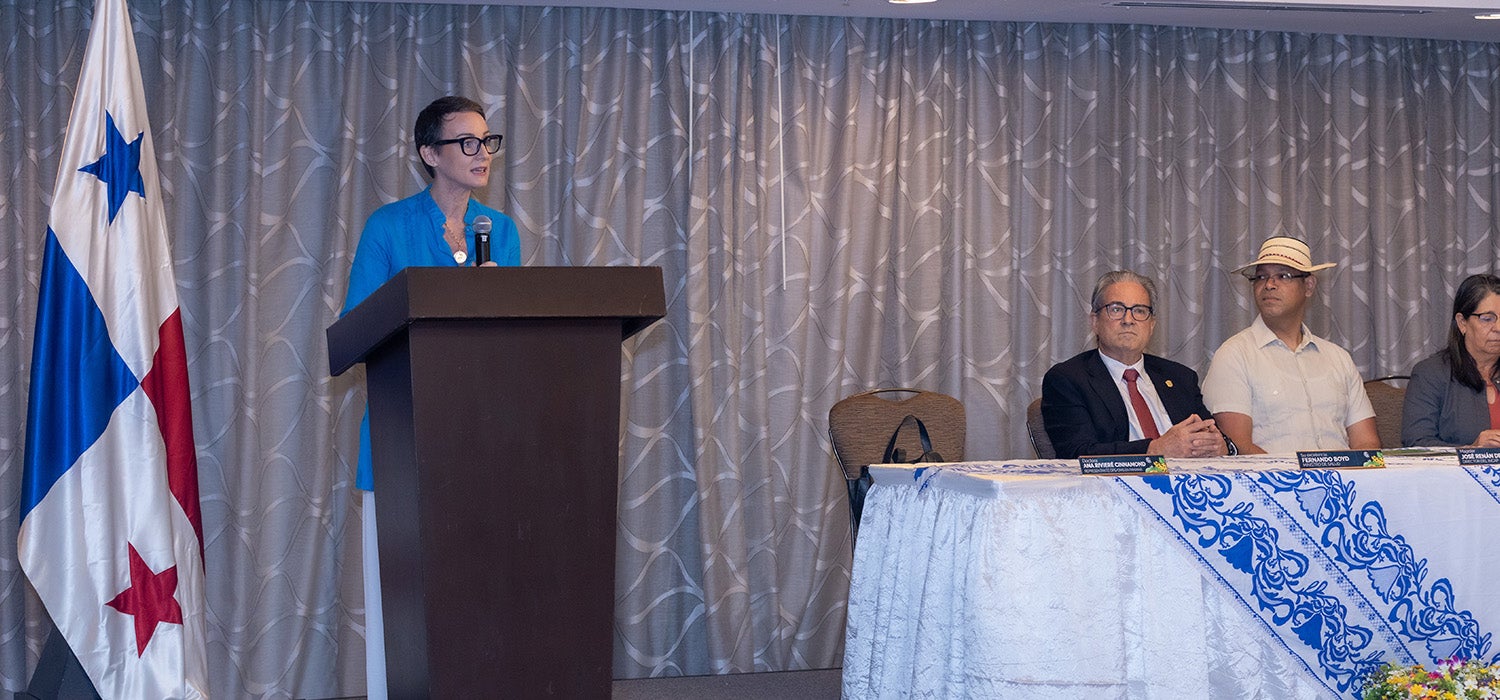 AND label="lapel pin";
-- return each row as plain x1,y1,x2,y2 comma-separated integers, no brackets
1165,380,1174,388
